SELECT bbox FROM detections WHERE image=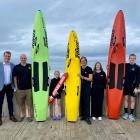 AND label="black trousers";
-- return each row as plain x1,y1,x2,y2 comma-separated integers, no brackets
91,87,104,117
0,84,14,118
80,84,91,119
